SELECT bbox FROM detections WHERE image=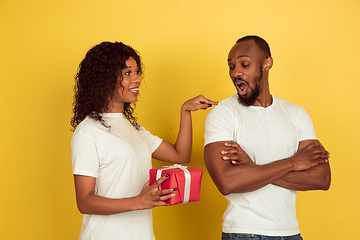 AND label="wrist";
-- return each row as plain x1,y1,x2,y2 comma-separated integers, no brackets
131,196,143,211
180,107,192,118
286,157,296,171
181,104,190,113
